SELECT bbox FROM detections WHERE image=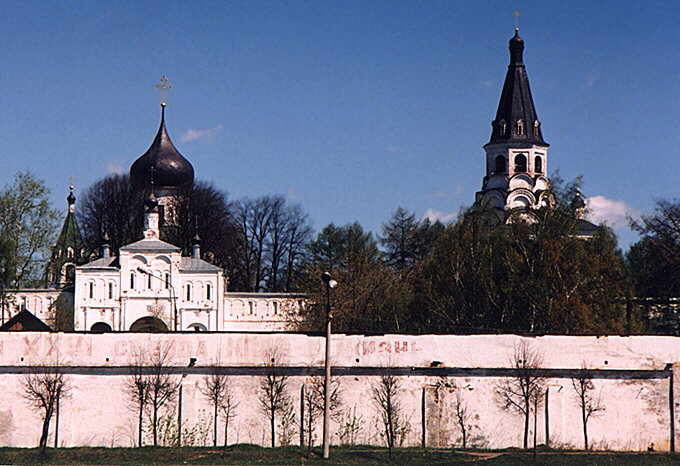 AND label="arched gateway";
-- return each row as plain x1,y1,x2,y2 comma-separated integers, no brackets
129,316,169,332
